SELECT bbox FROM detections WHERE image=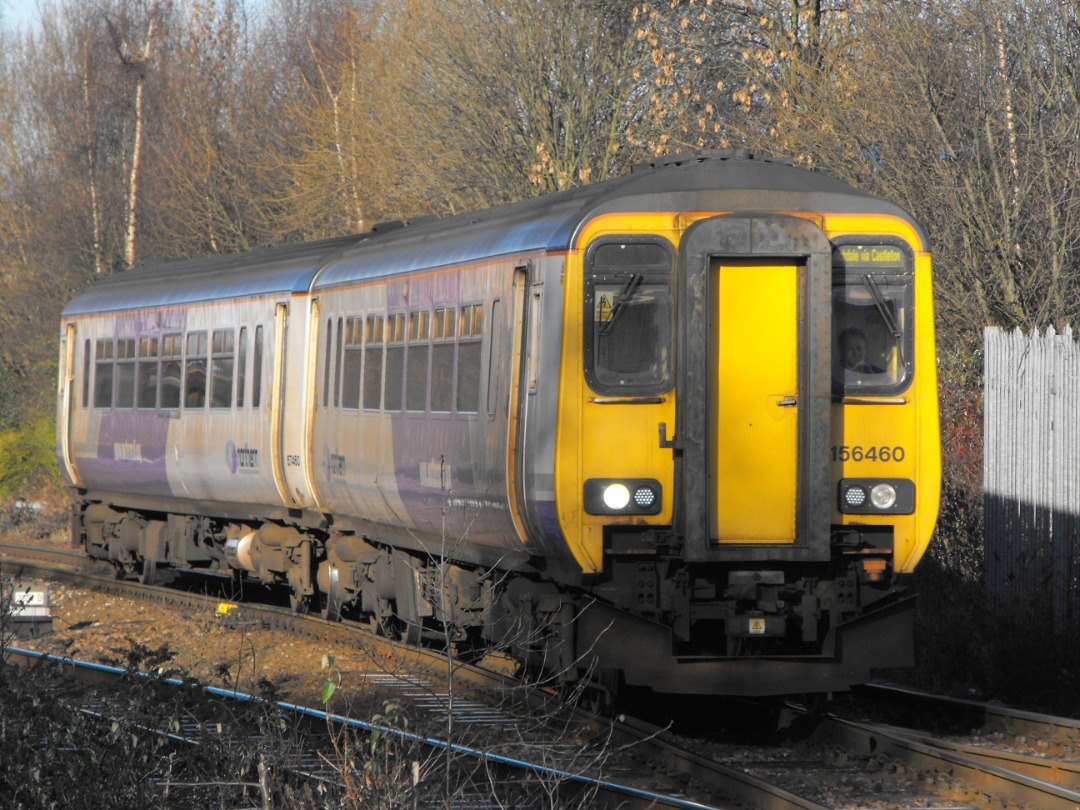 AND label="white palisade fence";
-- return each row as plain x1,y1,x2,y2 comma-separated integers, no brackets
983,326,1080,633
